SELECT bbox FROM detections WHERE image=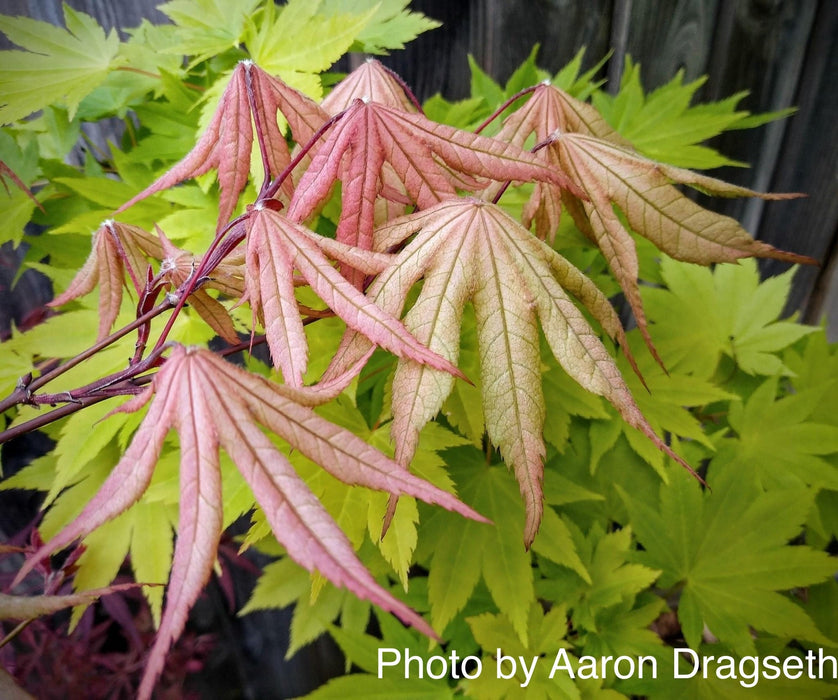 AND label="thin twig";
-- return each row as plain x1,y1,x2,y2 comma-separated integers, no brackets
0,301,173,416
474,84,539,134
